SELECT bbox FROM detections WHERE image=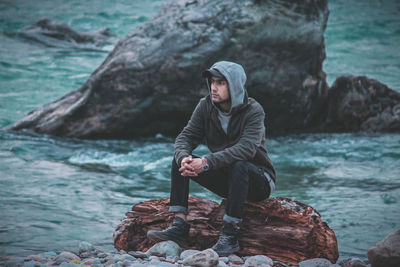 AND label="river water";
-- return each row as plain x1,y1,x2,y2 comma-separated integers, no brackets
0,0,399,262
